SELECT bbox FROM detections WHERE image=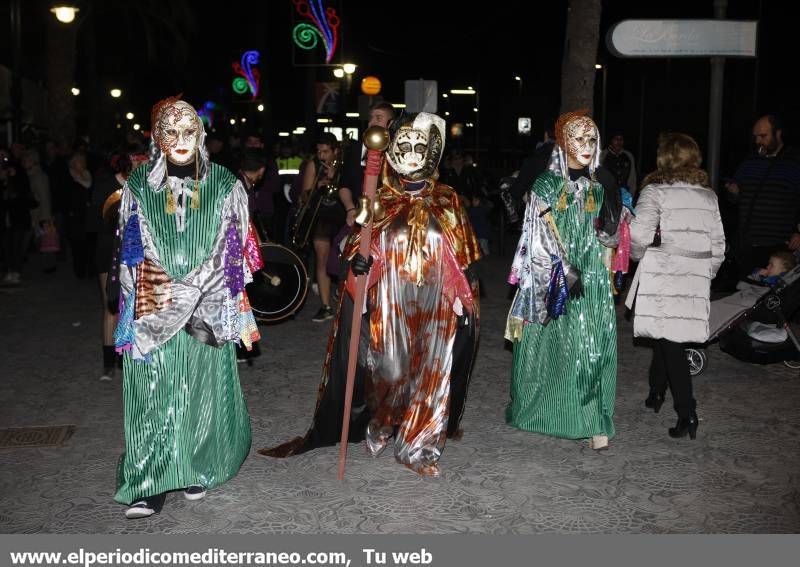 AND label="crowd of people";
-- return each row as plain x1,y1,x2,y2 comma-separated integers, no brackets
2,98,798,519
